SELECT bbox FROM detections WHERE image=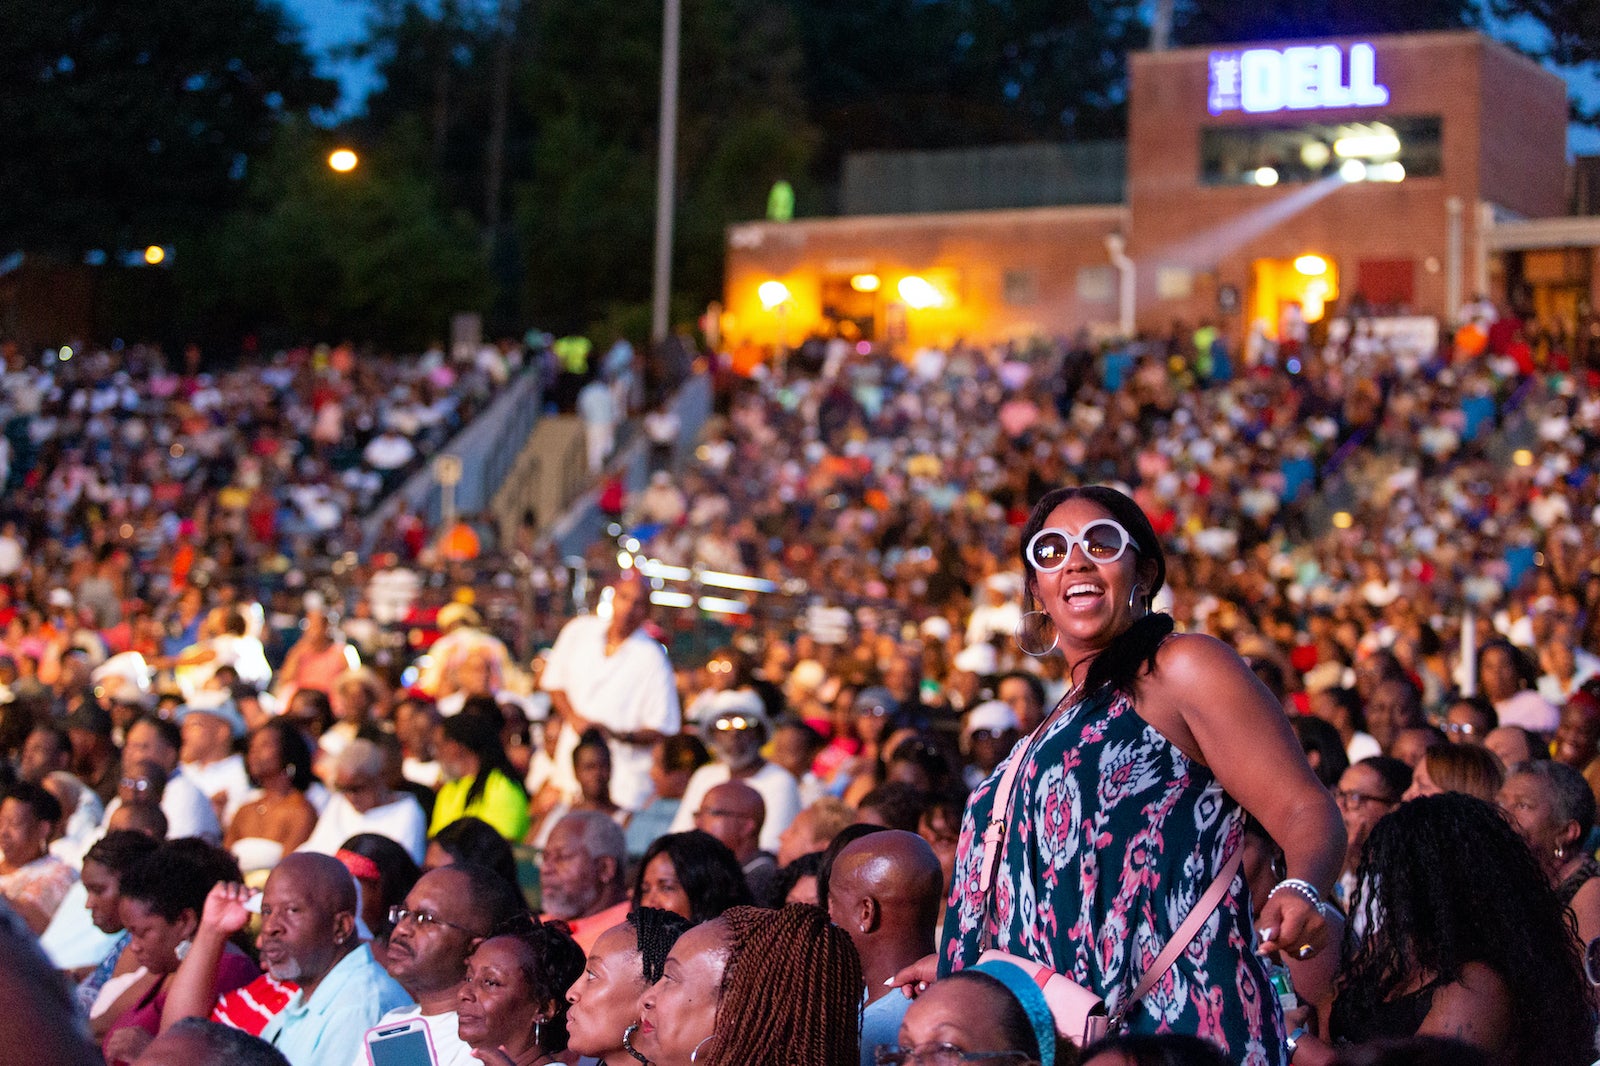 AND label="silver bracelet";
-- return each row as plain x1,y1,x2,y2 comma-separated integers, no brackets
1266,878,1324,909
